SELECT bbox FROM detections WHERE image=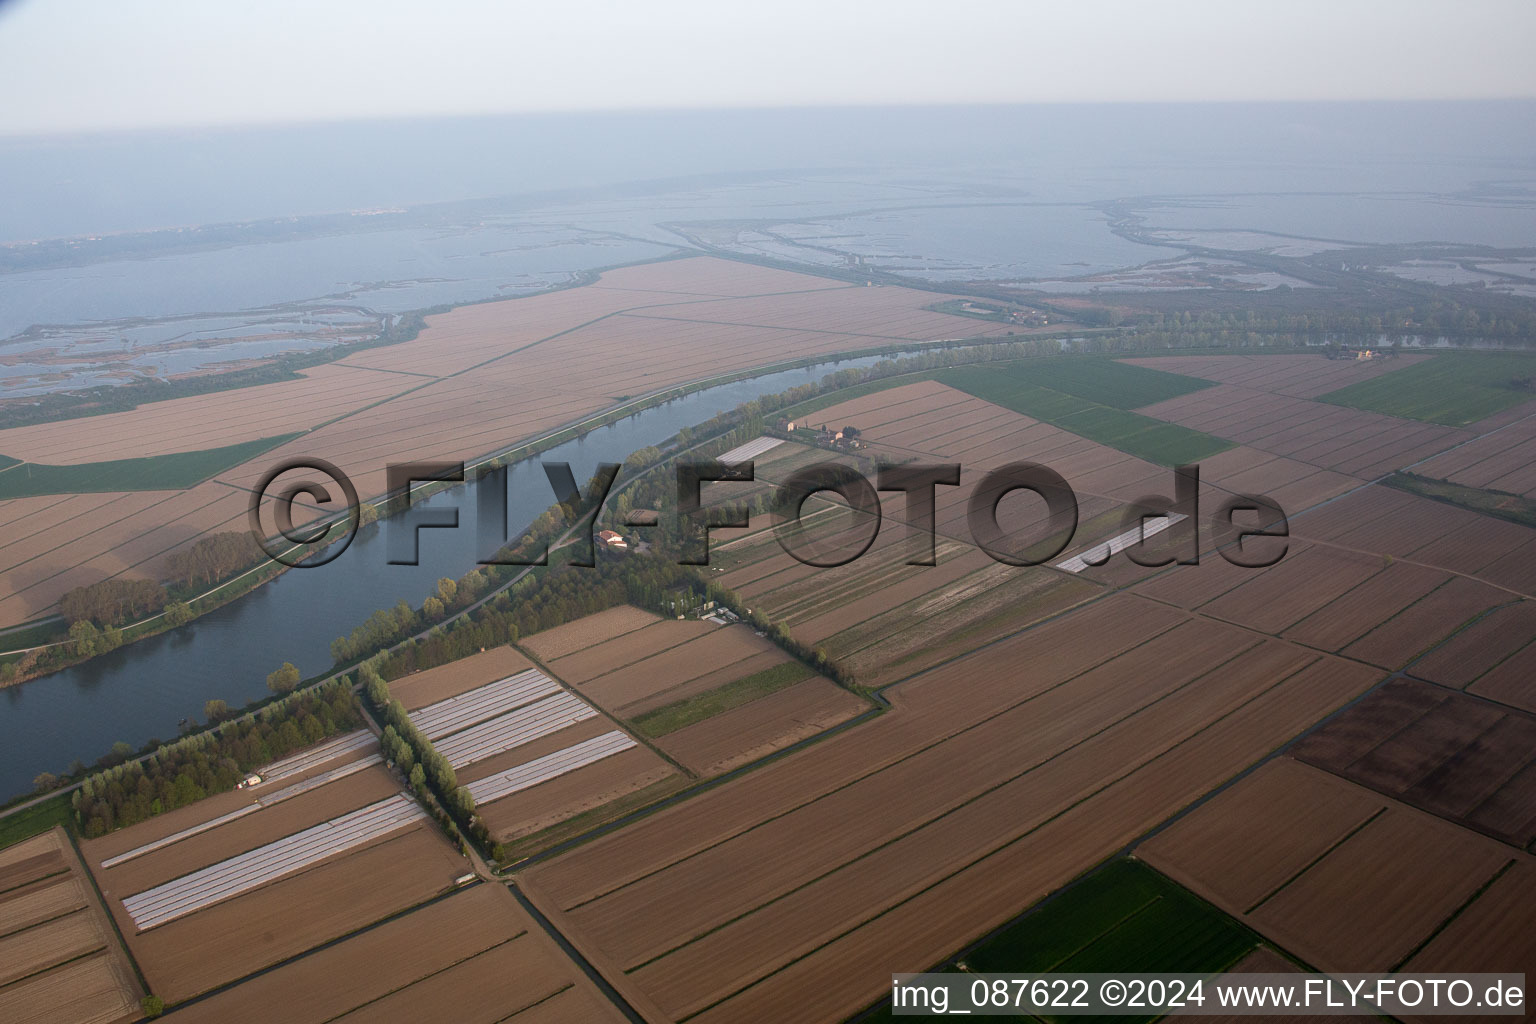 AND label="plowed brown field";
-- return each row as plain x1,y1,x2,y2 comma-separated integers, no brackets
1402,859,1536,979
539,620,715,686
521,605,662,661
478,746,677,844
0,952,138,1024
1291,678,1536,847
572,625,790,711
389,644,536,709
1136,757,1527,977
169,880,626,1023
119,826,466,1002
0,827,140,1024
1140,758,1387,912
0,910,108,987
522,604,861,787
655,678,868,775
519,591,1382,1022
0,874,86,936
